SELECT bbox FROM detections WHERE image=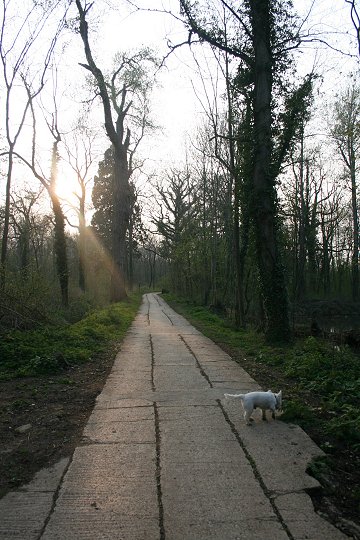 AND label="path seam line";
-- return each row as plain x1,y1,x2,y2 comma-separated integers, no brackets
150,334,156,392
179,335,213,388
146,294,150,325
37,456,73,540
154,401,165,540
162,310,174,325
216,398,294,540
